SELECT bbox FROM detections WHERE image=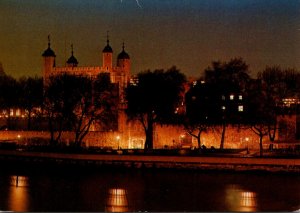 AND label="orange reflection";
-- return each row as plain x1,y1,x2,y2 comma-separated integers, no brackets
10,175,29,187
240,191,257,211
105,188,129,212
8,176,29,211
225,184,257,212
